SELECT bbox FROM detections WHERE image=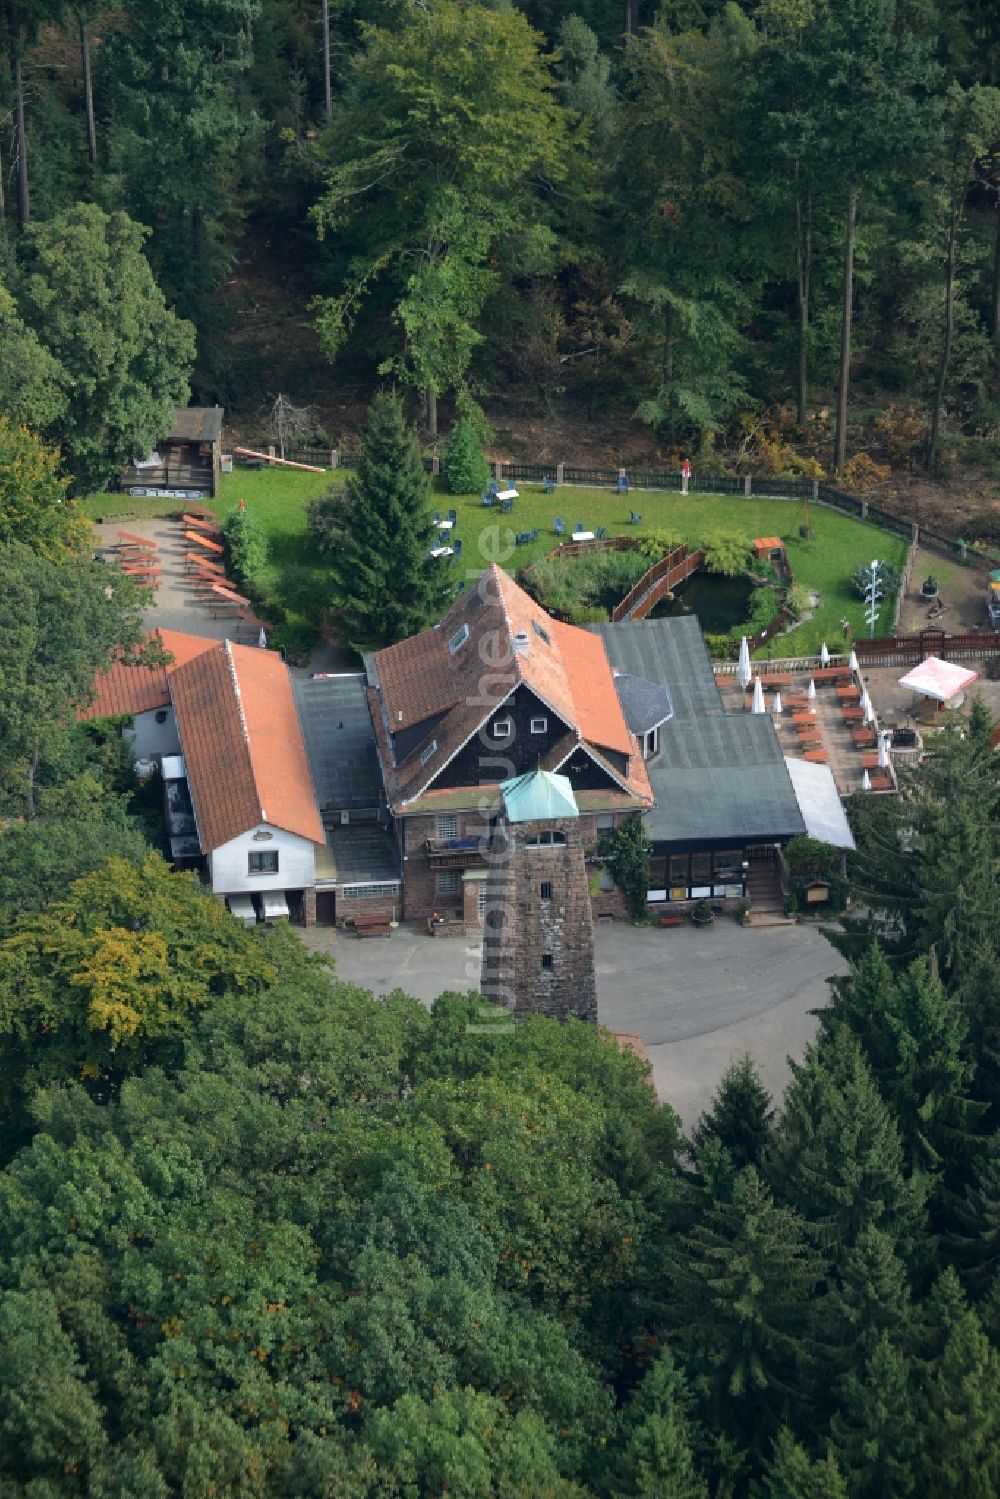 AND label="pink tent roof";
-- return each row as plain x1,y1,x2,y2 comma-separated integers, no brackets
898,655,978,703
